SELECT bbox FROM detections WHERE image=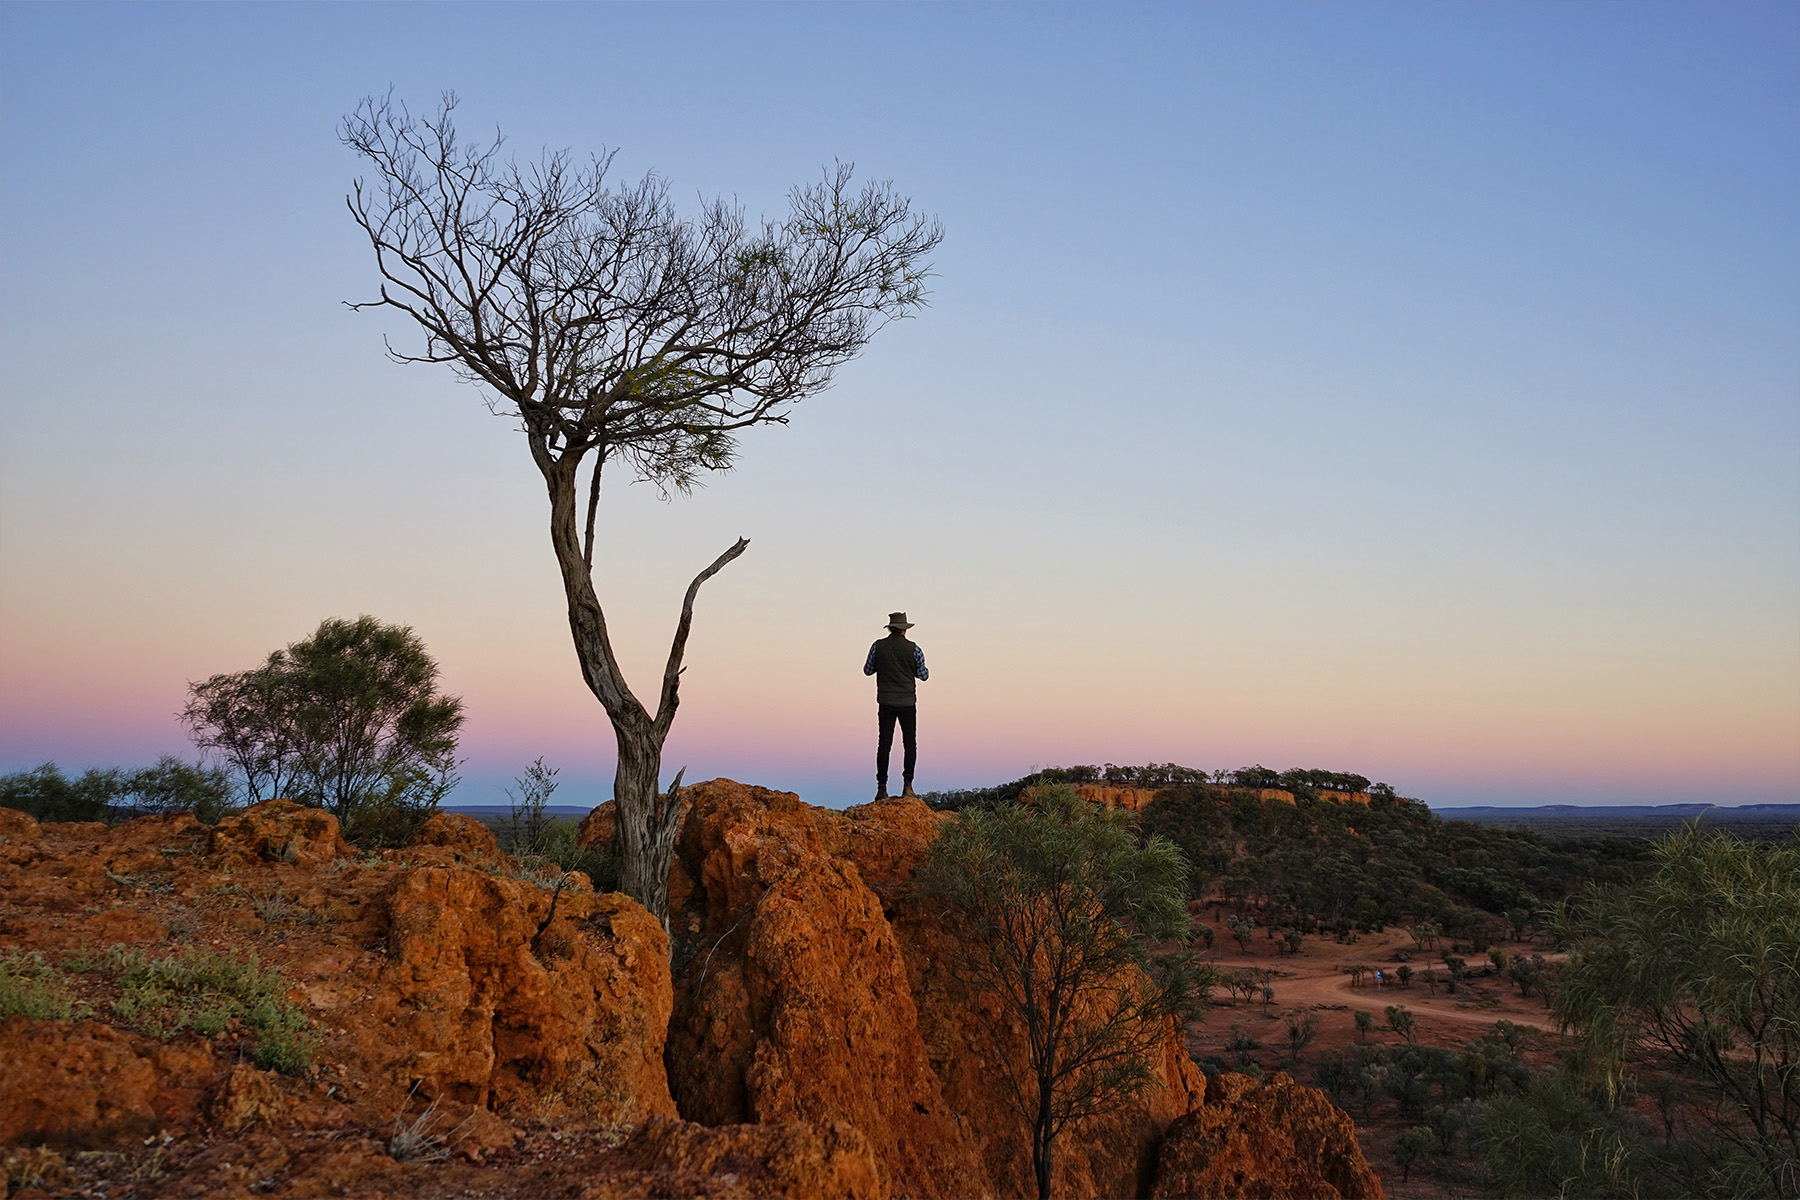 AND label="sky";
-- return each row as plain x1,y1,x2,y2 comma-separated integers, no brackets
2,3,1796,811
